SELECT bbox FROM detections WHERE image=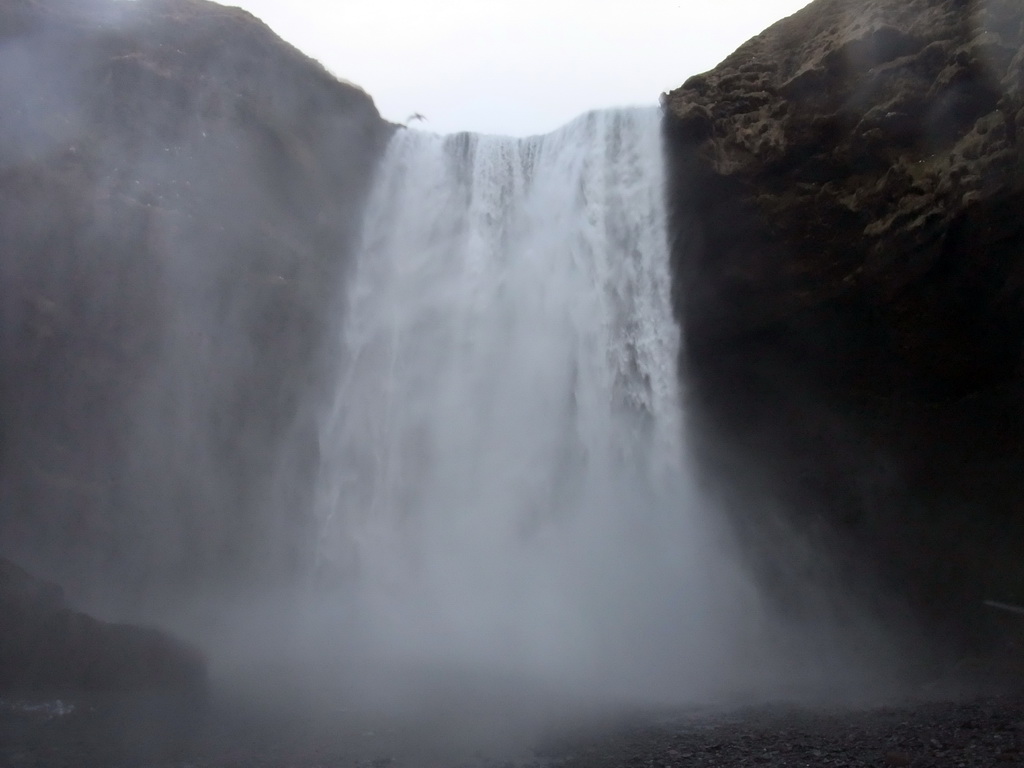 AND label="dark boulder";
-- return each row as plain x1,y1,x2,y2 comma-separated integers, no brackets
0,558,205,690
